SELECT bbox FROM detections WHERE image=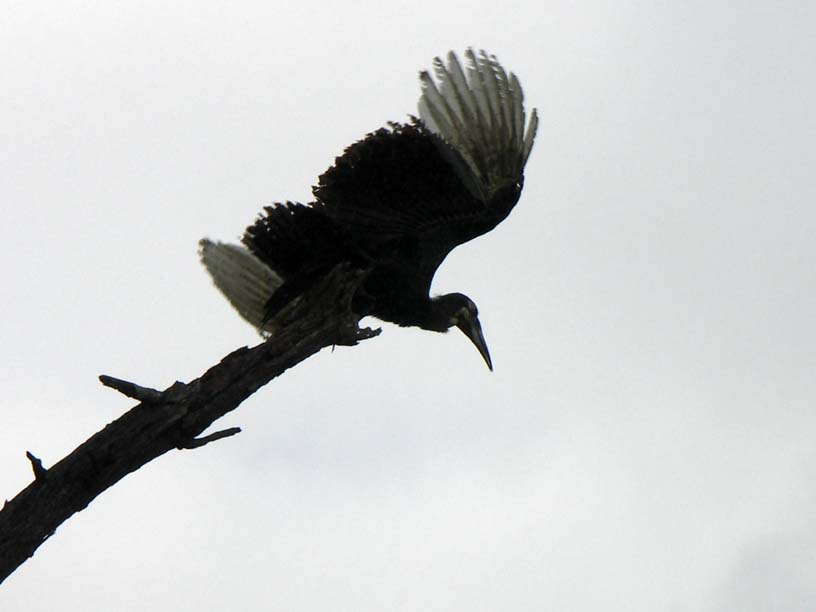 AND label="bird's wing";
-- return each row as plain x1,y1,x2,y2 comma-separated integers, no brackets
313,121,487,238
417,49,537,203
242,201,347,279
199,239,283,331
241,201,354,317
313,49,538,295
